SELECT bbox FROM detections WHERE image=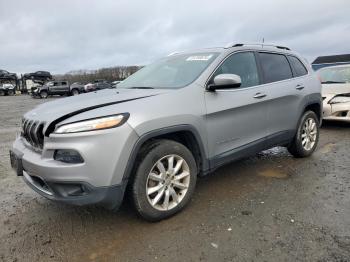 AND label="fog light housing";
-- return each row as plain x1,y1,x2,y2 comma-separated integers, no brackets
54,149,84,164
